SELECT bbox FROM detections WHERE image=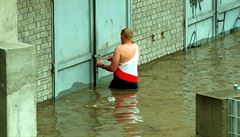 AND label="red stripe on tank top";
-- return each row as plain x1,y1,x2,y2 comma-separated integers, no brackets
115,68,138,83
